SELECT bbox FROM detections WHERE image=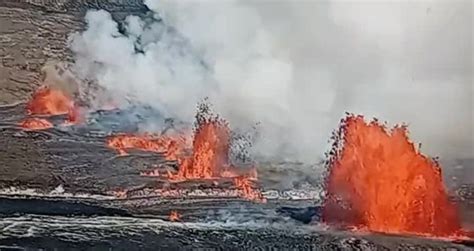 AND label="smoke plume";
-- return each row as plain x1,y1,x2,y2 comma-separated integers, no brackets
70,0,472,163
